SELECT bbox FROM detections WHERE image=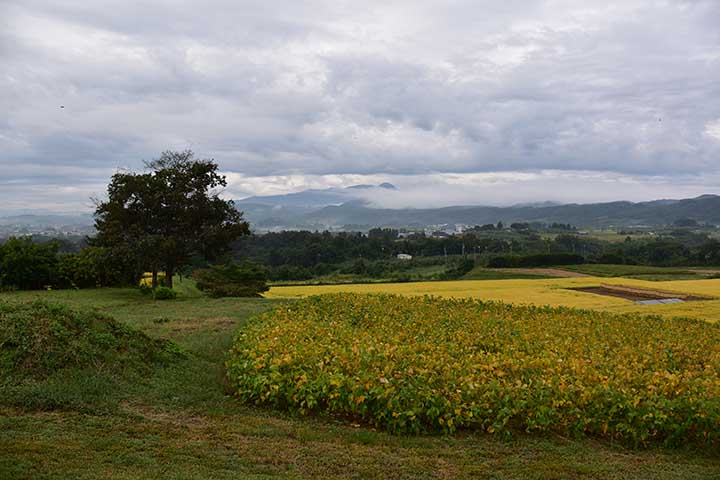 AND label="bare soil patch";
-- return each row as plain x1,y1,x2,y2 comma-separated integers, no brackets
572,284,711,303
